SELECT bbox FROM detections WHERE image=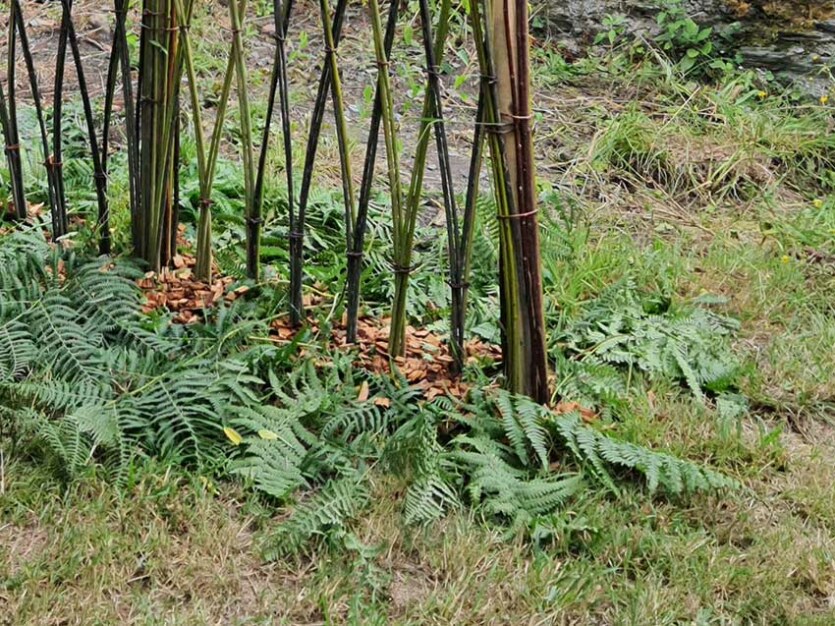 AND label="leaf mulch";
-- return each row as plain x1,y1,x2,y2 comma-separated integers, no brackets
270,316,502,401
137,252,249,323
132,248,594,415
